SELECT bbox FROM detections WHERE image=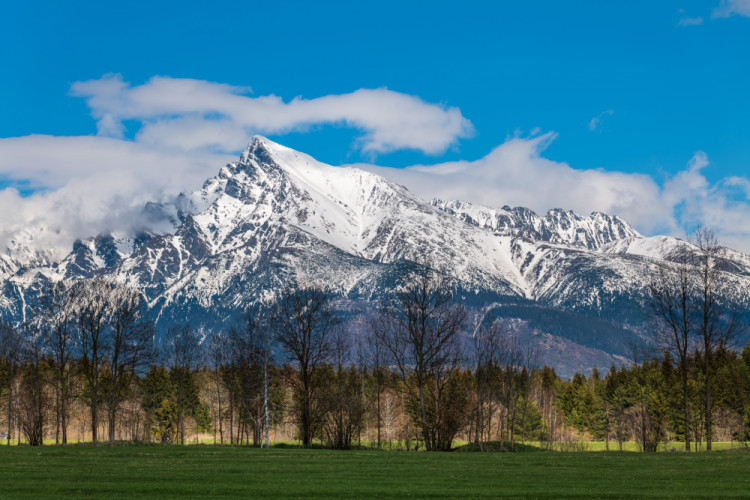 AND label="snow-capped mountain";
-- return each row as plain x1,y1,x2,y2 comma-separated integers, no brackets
1,136,748,377
0,225,62,280
430,199,641,250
